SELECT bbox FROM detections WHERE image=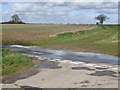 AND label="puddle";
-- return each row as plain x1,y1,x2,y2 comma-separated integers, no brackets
35,61,61,69
89,70,117,77
95,66,108,69
2,45,119,65
71,67,94,71
20,86,41,90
